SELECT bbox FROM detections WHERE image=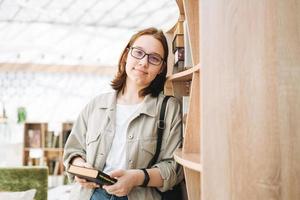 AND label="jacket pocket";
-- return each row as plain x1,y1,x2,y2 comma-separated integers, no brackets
86,129,102,145
141,139,156,156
